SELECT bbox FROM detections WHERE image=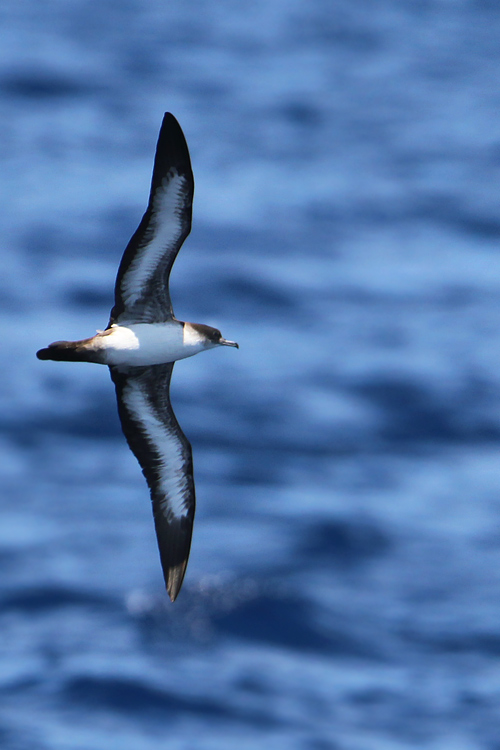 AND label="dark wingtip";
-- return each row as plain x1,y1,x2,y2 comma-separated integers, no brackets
36,348,49,360
166,561,189,603
151,112,193,199
154,515,194,603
